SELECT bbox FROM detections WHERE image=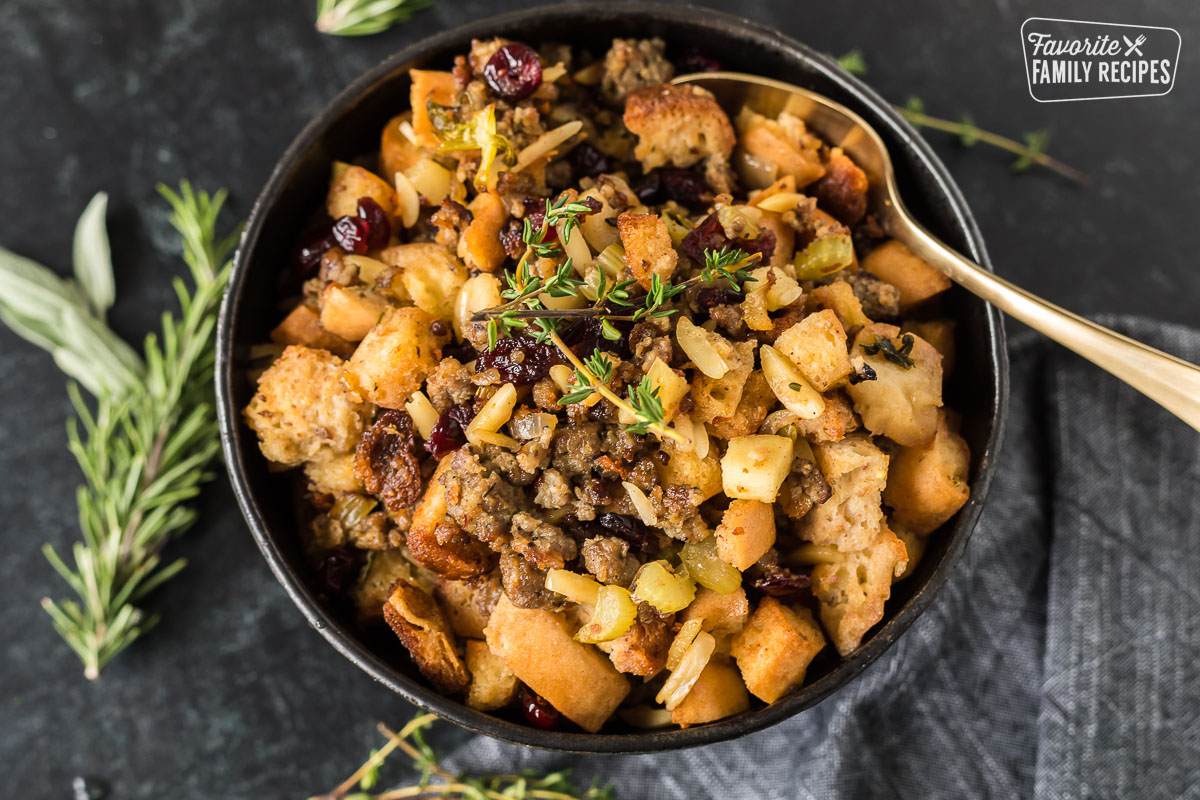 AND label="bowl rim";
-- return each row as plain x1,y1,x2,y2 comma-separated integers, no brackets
216,1,1009,754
